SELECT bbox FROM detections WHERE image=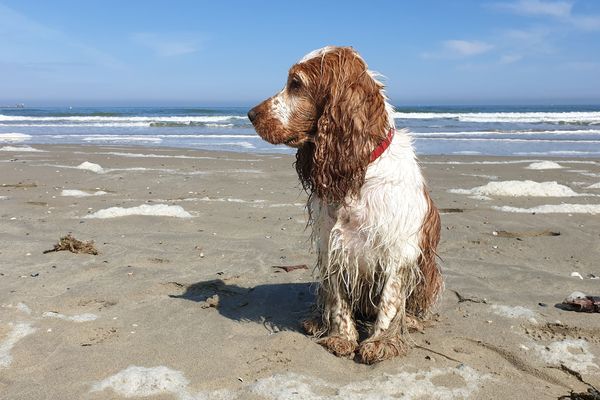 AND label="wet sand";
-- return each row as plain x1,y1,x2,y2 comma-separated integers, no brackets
1,144,600,399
